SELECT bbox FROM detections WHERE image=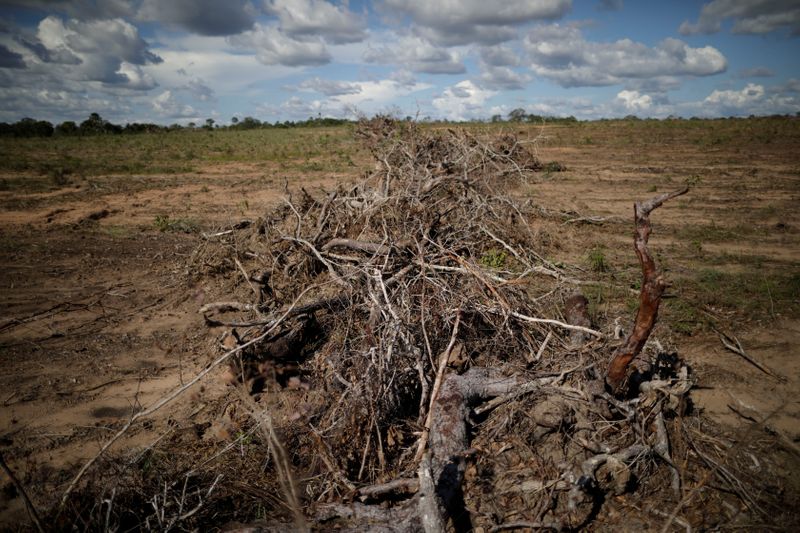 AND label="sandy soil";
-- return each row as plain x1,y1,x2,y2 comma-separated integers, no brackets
0,163,337,524
1,126,798,528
